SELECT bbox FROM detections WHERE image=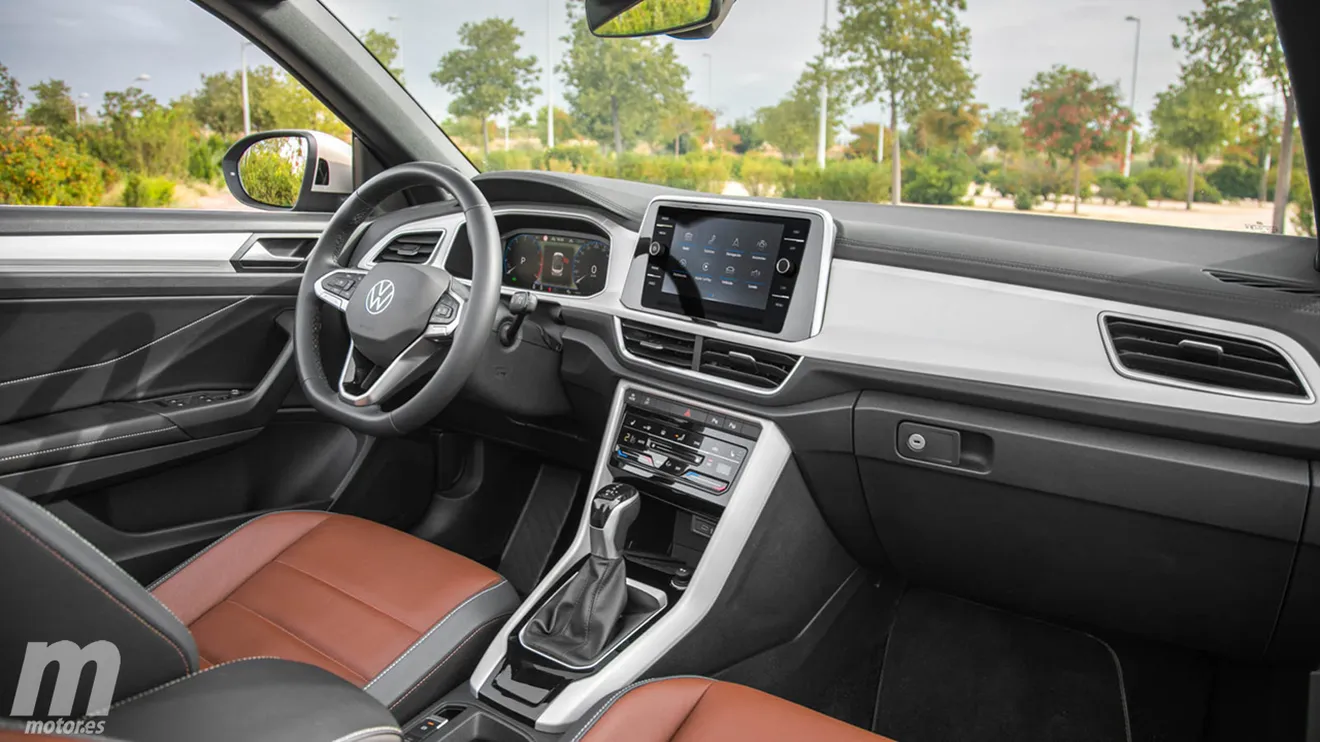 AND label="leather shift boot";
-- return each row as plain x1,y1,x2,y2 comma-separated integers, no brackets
522,554,628,666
